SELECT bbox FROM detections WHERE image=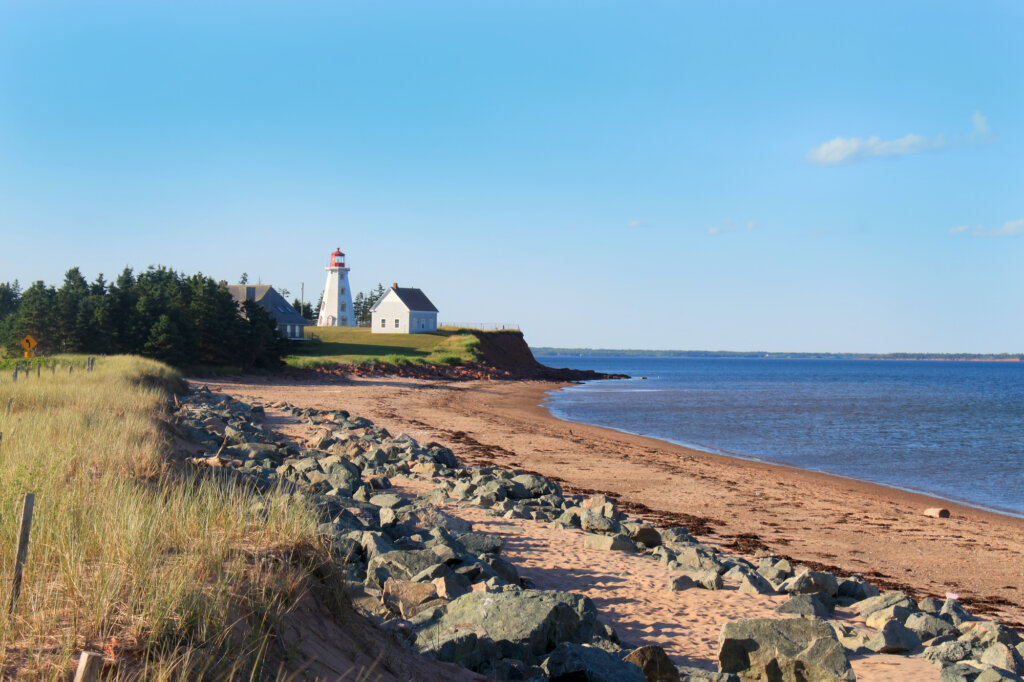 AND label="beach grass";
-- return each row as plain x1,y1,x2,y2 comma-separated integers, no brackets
0,355,324,678
285,327,481,367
